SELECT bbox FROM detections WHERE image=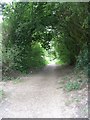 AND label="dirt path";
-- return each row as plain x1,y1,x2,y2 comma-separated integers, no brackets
0,65,88,119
